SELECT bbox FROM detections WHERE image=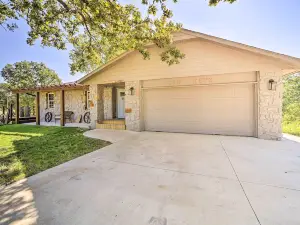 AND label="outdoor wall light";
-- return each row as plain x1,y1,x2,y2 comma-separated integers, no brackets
129,87,135,95
268,79,276,91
